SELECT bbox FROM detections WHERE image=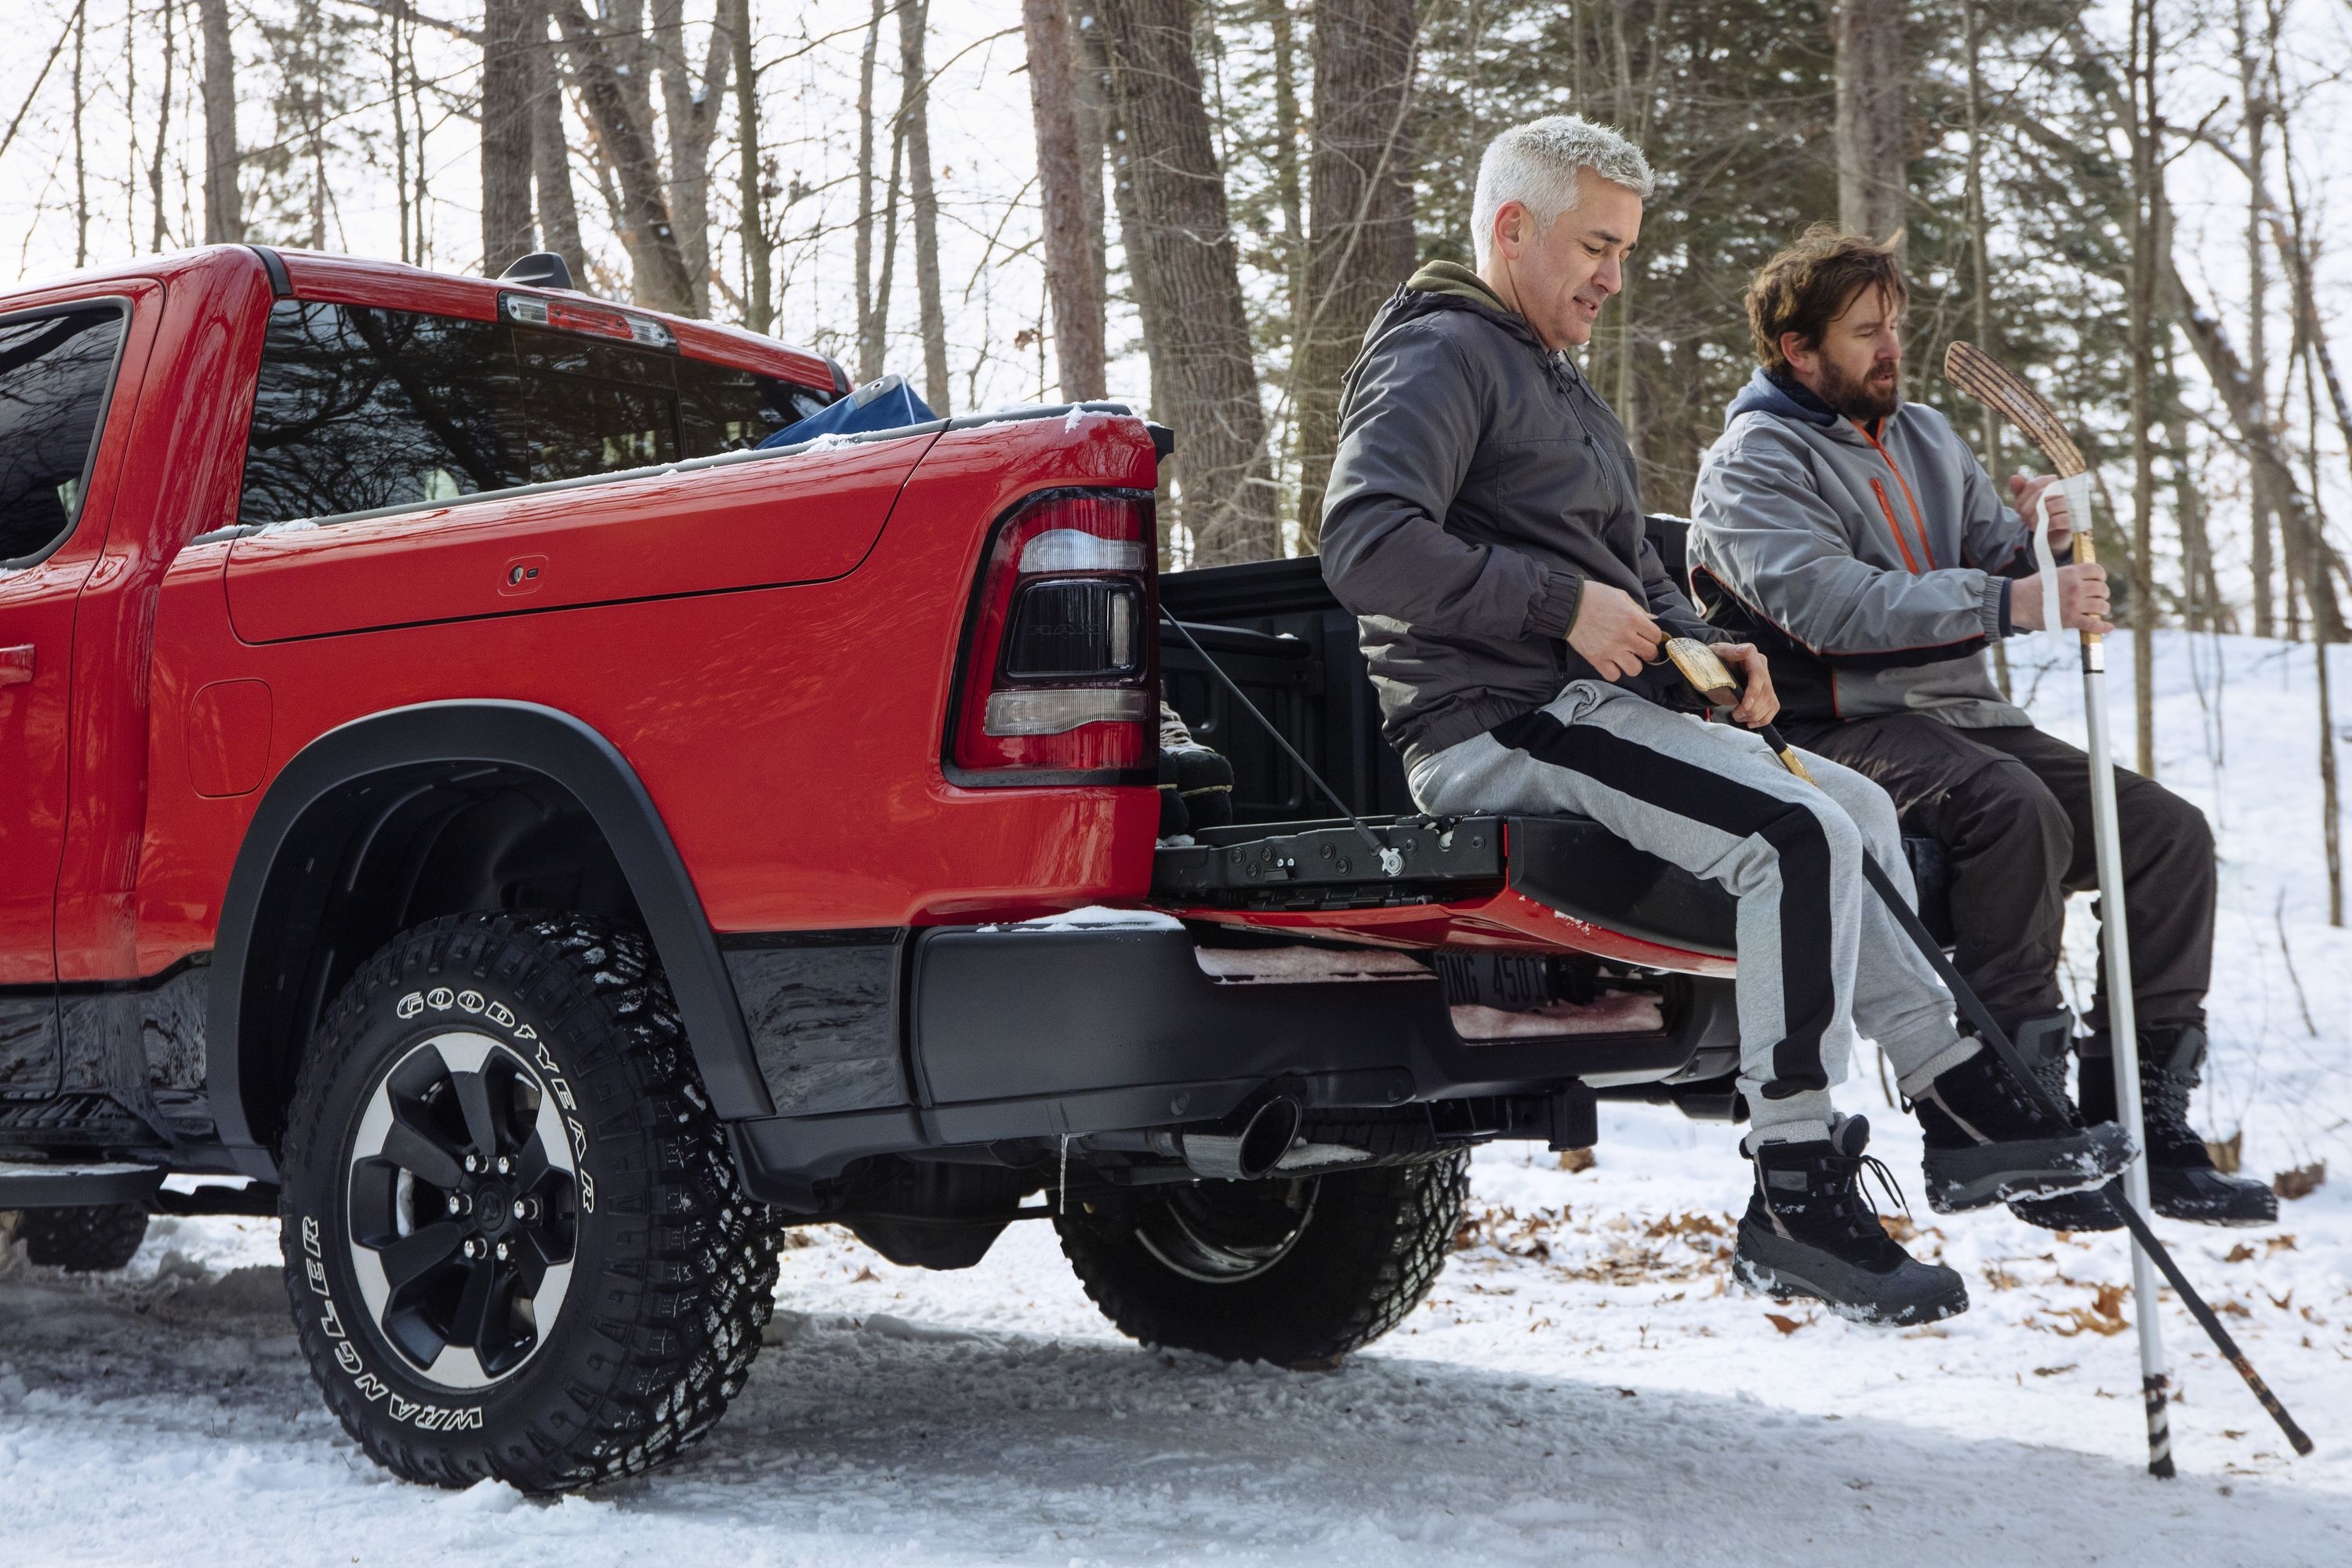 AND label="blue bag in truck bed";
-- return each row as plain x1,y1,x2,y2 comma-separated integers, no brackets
758,373,938,448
